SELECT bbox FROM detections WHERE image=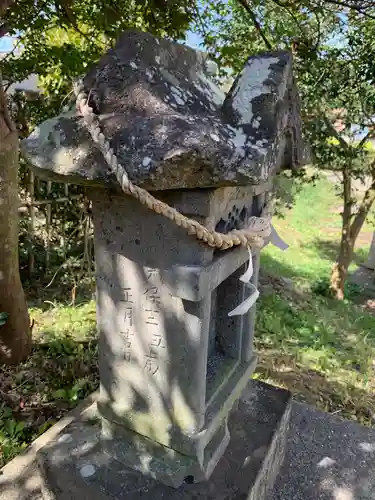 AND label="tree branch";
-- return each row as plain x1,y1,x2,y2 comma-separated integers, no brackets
0,70,16,133
323,115,350,150
317,0,375,19
342,165,352,222
357,130,375,149
270,0,306,37
56,0,93,40
236,0,273,50
275,0,375,19
0,36,21,62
